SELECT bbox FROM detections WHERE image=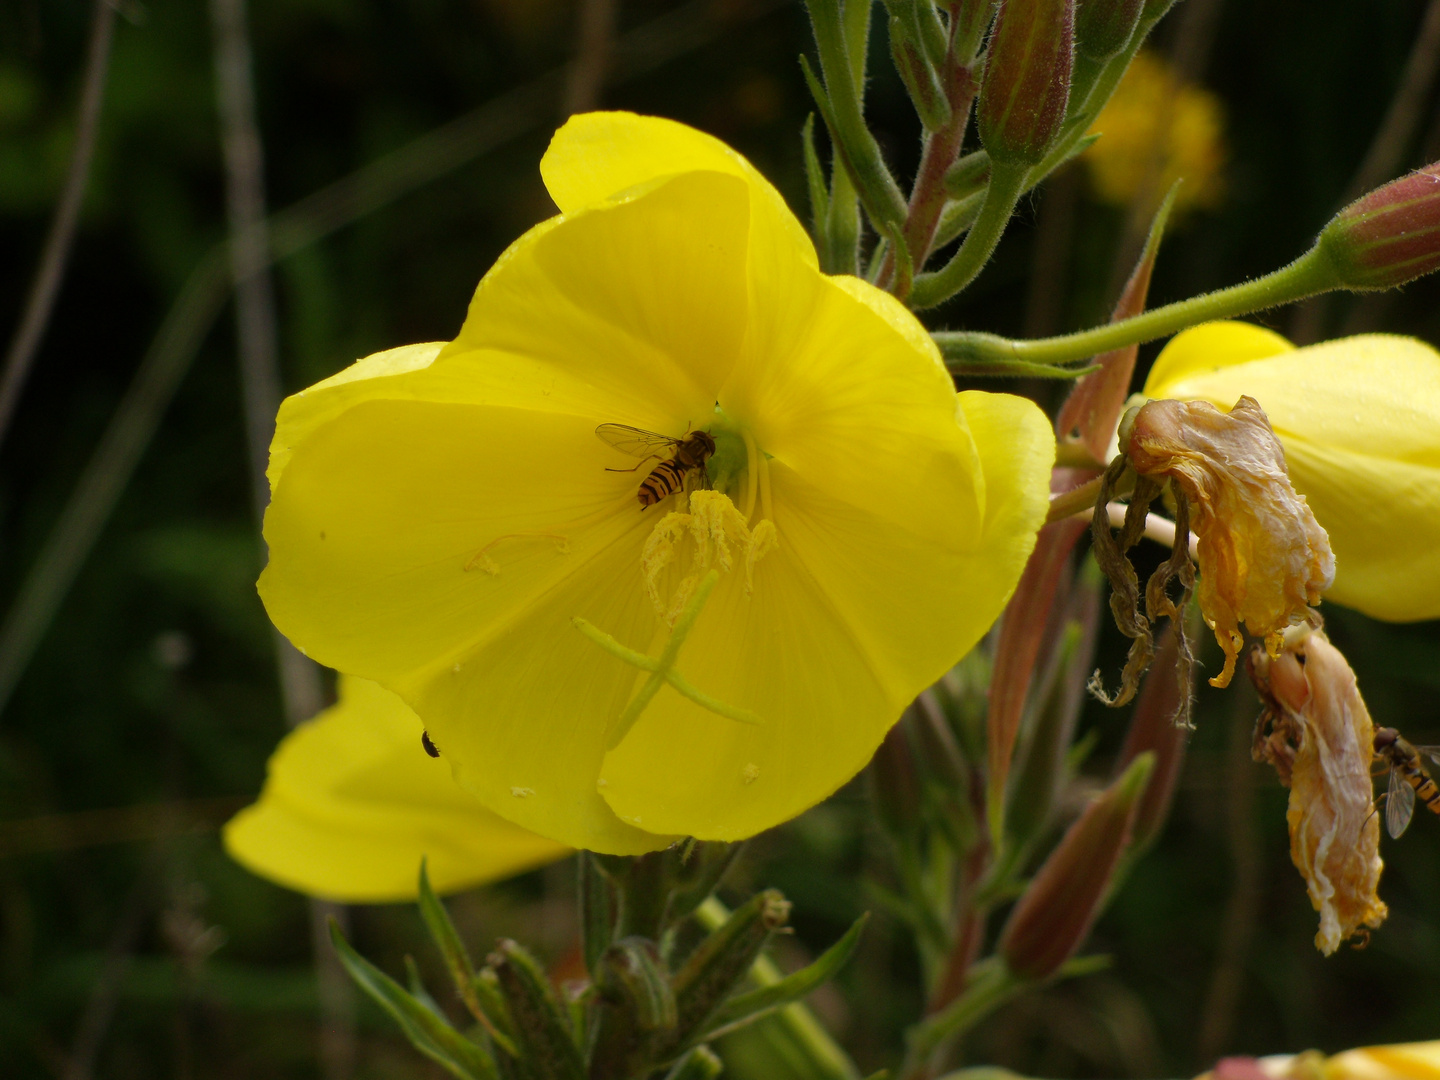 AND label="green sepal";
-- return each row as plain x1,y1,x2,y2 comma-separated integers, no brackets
489,940,585,1080
699,912,869,1041
327,918,498,1080
588,936,677,1078
671,889,791,1046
